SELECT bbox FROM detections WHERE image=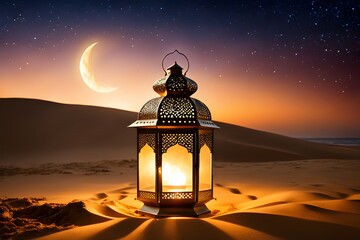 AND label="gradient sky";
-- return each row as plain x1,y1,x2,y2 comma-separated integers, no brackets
1,0,360,137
